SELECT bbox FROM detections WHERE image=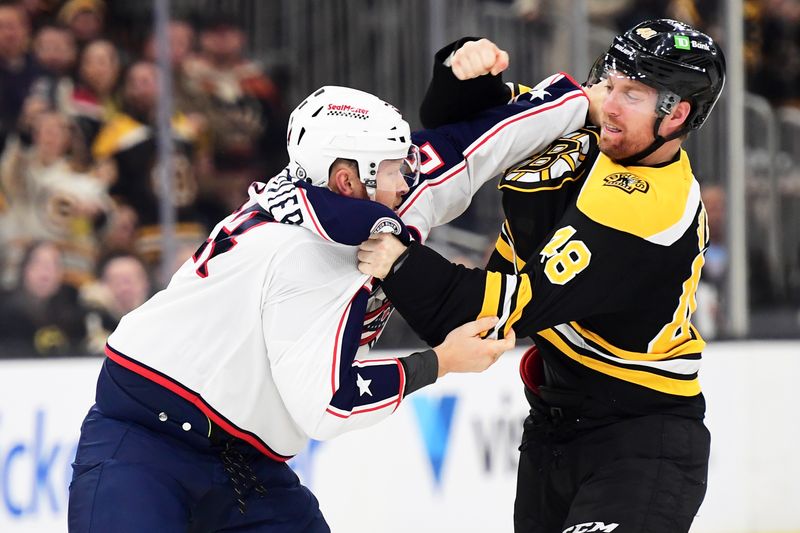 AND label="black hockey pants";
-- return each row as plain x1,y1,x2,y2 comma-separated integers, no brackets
514,386,710,533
